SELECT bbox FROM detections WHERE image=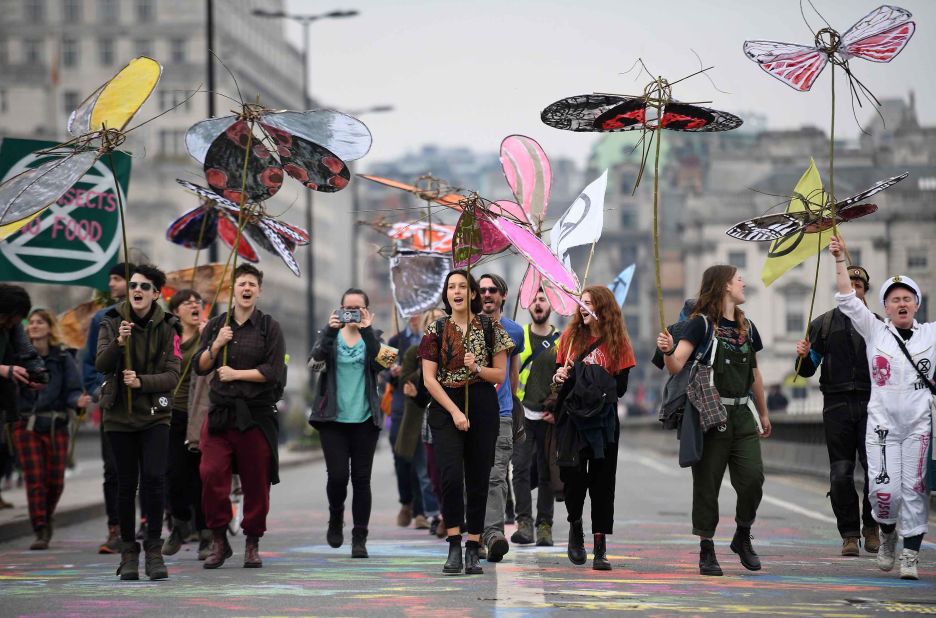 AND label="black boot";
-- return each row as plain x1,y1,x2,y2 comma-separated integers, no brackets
730,526,761,571
464,540,483,575
117,541,141,581
144,539,169,580
699,539,723,576
567,520,586,565
326,510,344,549
443,535,463,575
351,527,368,558
592,533,611,571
